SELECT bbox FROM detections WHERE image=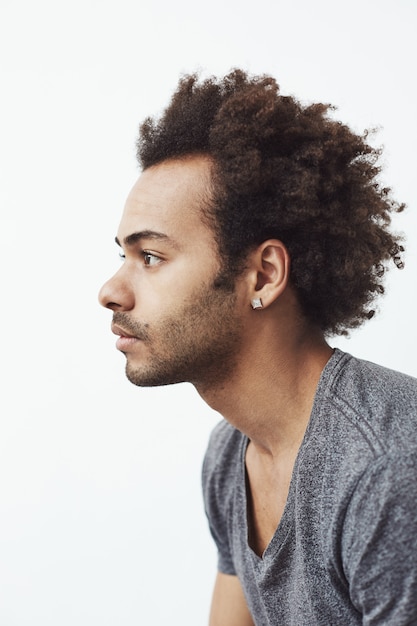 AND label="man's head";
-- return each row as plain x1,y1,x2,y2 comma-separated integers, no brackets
137,69,405,336
99,69,405,389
